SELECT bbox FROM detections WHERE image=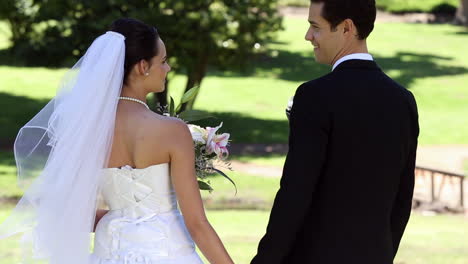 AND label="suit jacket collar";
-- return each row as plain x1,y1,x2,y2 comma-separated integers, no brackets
333,59,382,72
332,53,373,71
